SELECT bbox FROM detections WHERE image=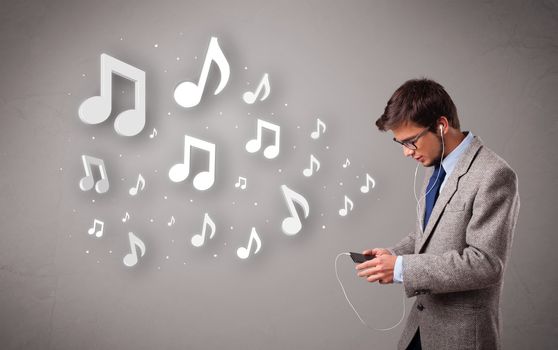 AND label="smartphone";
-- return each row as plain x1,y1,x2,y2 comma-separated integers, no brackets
350,252,375,263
